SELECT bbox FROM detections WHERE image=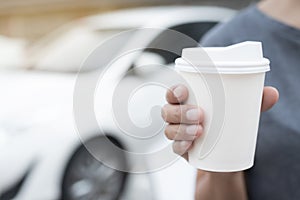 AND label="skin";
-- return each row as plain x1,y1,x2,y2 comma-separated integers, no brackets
162,0,300,198
259,0,300,29
162,85,278,200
